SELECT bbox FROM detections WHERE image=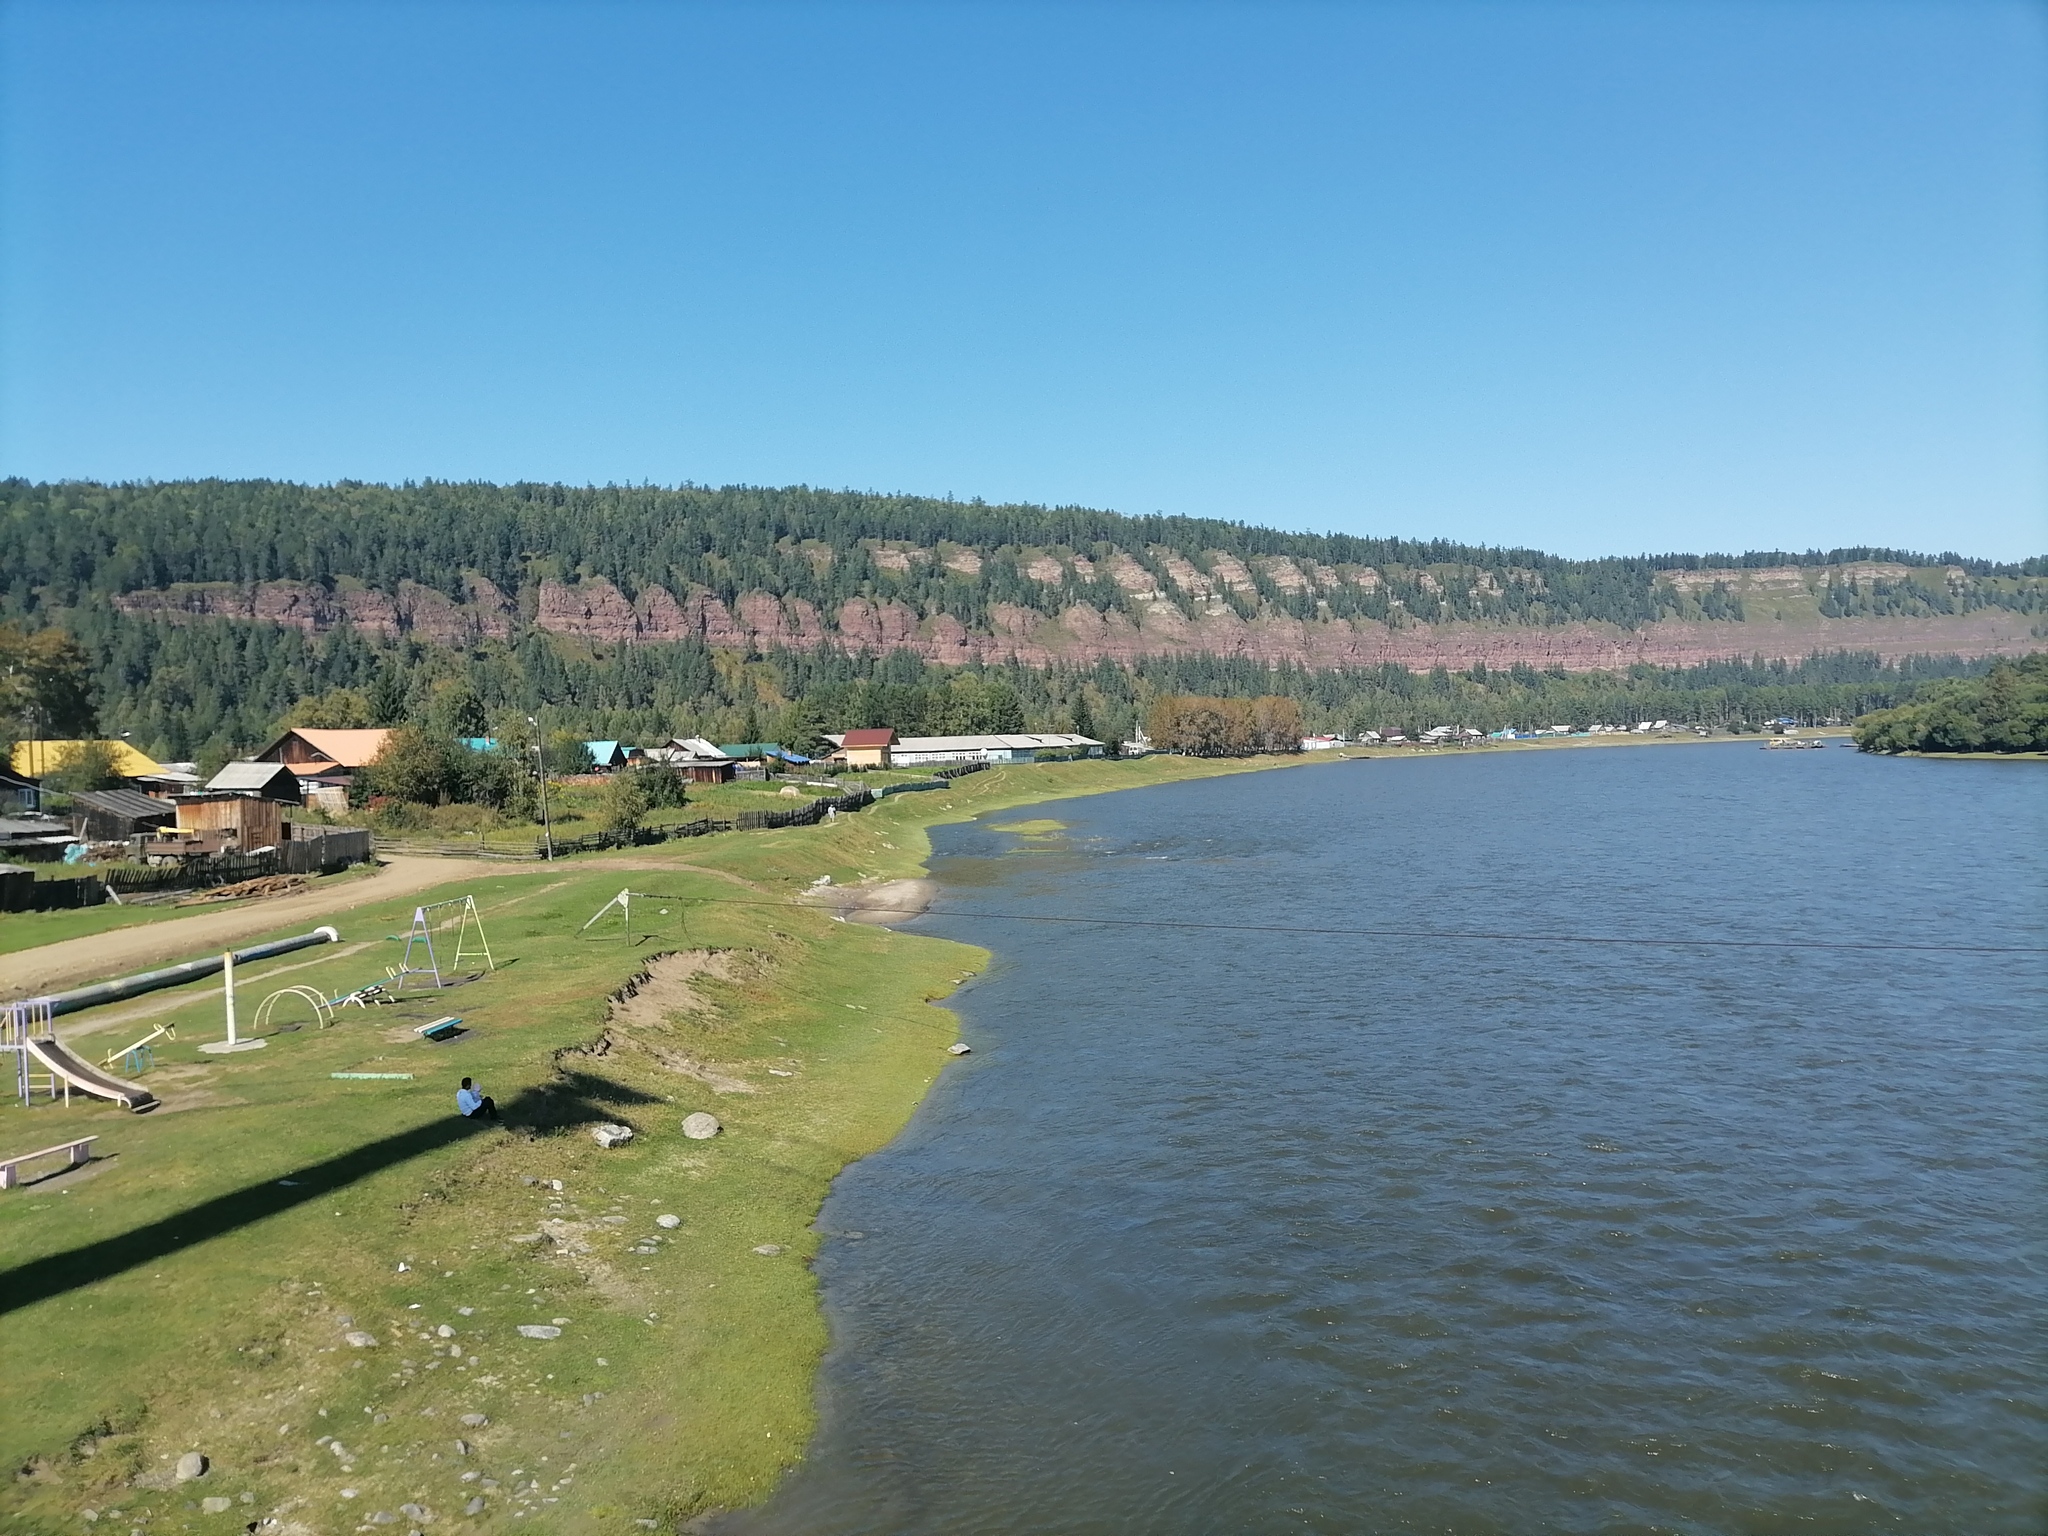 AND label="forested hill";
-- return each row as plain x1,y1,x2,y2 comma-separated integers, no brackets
3,479,2044,678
